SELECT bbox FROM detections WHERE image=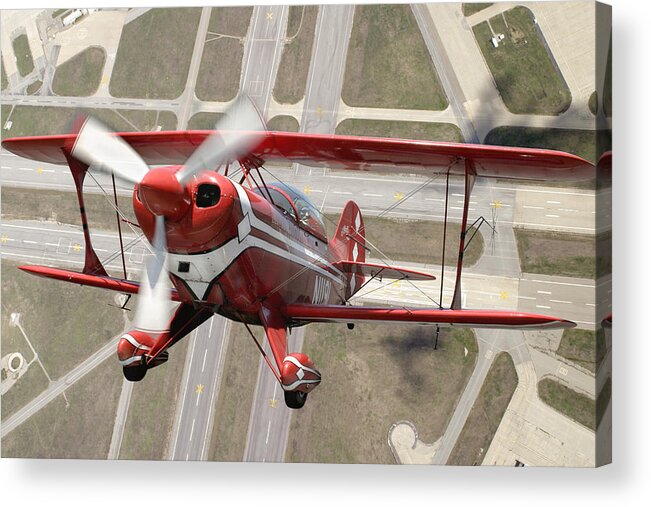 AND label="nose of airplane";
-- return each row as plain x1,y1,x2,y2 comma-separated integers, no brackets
138,165,191,219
